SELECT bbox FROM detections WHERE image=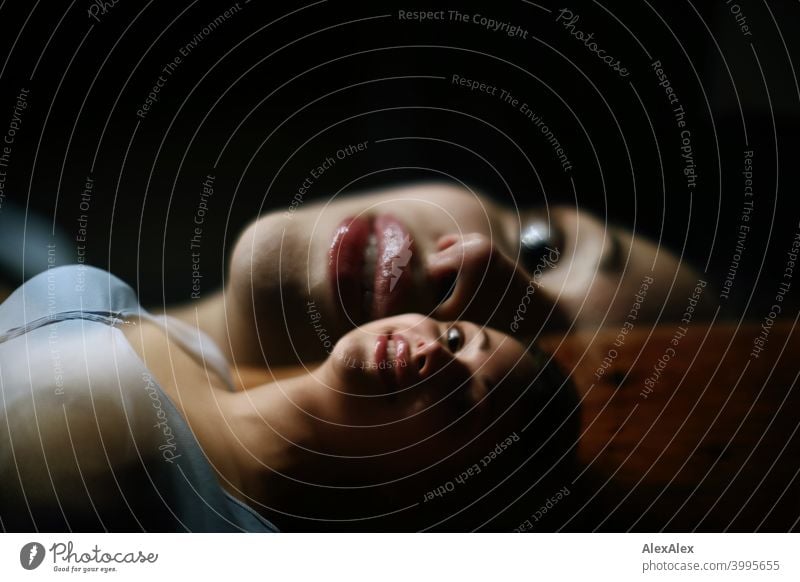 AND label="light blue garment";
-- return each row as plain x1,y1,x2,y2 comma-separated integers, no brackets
0,265,278,532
